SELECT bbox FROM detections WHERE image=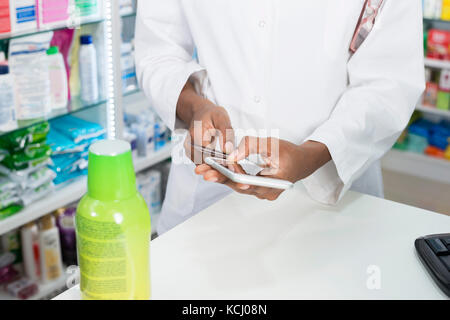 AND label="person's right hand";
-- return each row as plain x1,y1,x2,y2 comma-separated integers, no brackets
184,102,235,165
